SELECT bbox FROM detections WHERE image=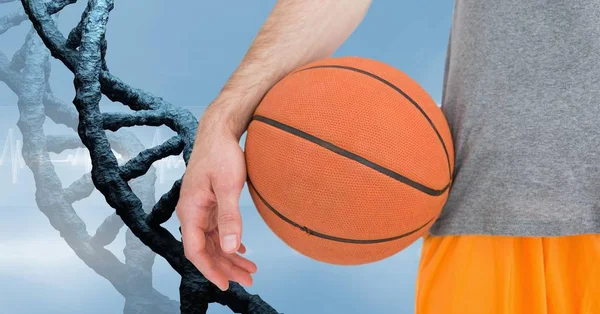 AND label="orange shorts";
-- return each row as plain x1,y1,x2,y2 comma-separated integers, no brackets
415,234,600,314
